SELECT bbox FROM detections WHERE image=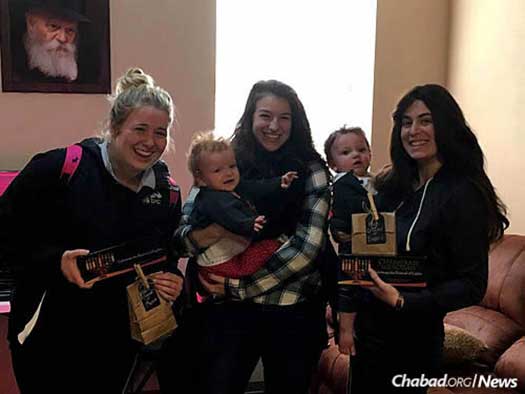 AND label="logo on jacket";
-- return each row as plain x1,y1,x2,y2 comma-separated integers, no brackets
142,191,163,205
